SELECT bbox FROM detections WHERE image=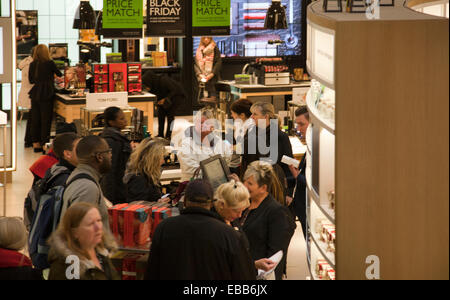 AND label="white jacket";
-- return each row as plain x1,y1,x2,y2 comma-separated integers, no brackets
17,56,34,109
177,127,232,182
